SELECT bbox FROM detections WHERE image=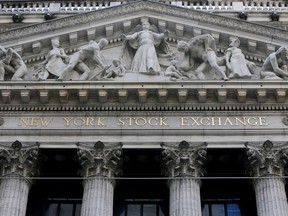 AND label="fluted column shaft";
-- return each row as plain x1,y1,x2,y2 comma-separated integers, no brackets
0,176,30,216
254,177,288,216
0,142,38,216
77,142,122,216
246,141,288,216
162,141,207,216
169,178,201,216
81,178,114,216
